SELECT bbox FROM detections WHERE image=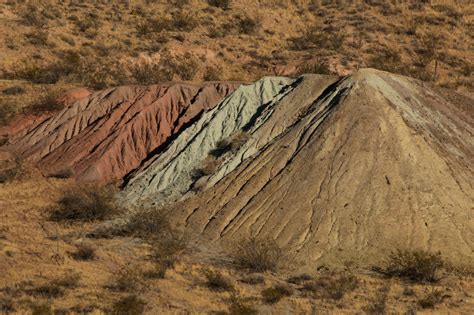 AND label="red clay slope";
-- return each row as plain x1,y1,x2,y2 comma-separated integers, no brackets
8,82,239,183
